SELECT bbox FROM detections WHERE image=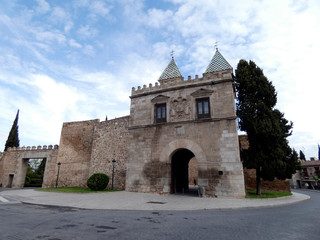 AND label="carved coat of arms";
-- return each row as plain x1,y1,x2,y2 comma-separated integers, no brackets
170,97,190,120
